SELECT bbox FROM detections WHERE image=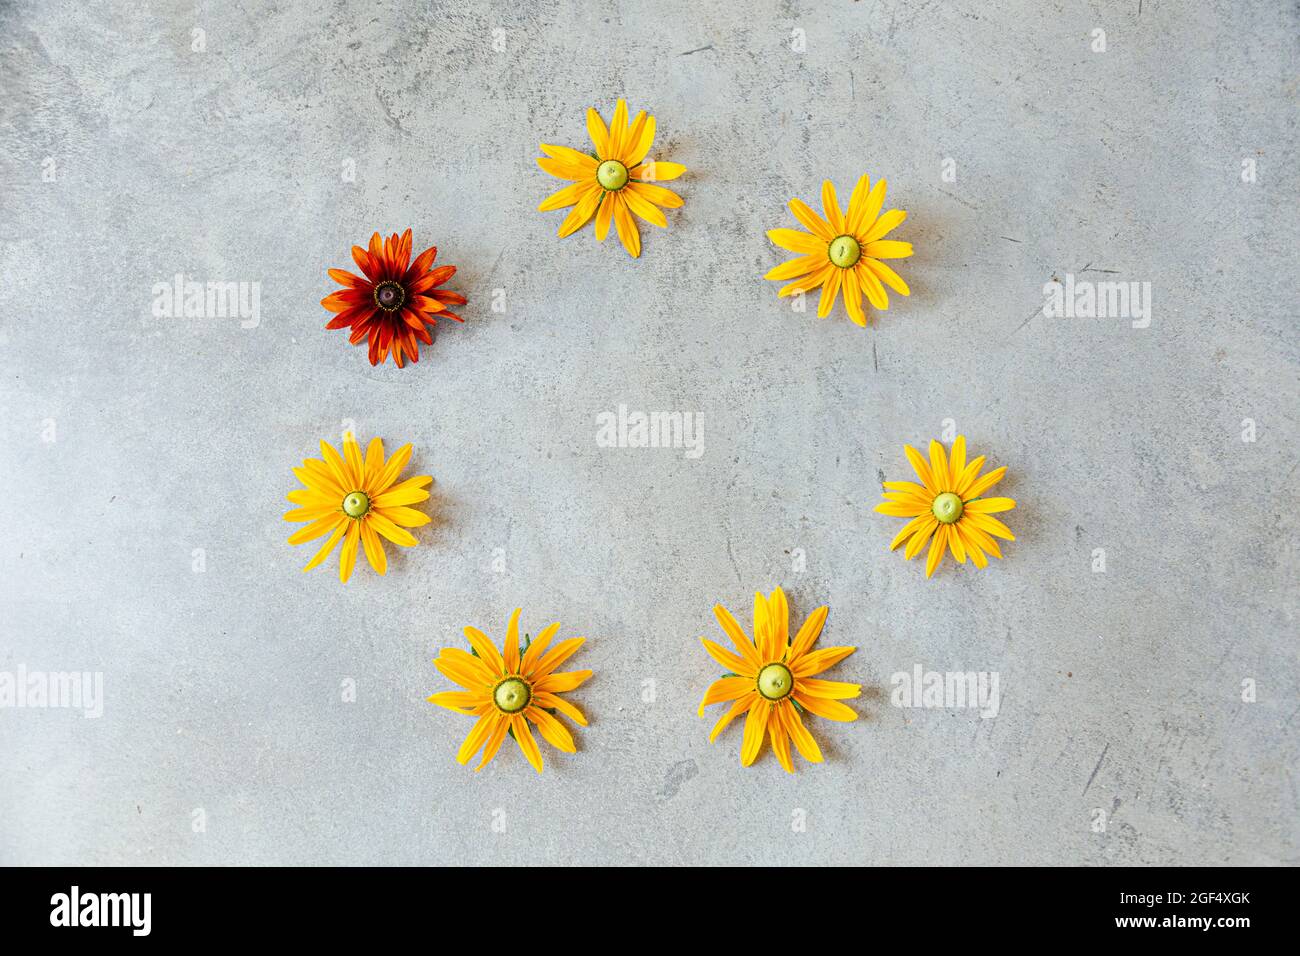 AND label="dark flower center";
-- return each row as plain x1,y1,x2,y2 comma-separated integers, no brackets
374,281,405,311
